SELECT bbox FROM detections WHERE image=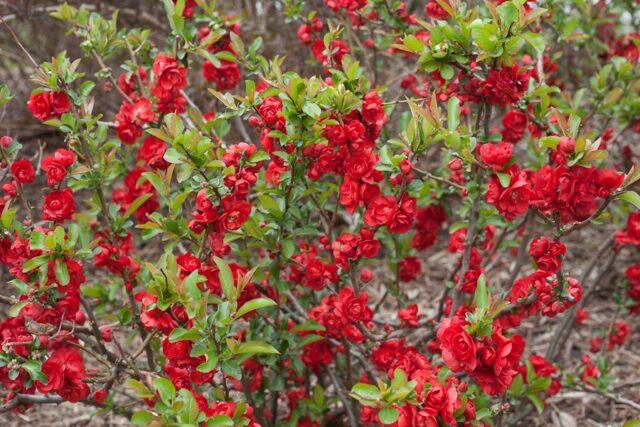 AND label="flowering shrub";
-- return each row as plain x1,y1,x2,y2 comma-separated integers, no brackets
1,0,640,425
